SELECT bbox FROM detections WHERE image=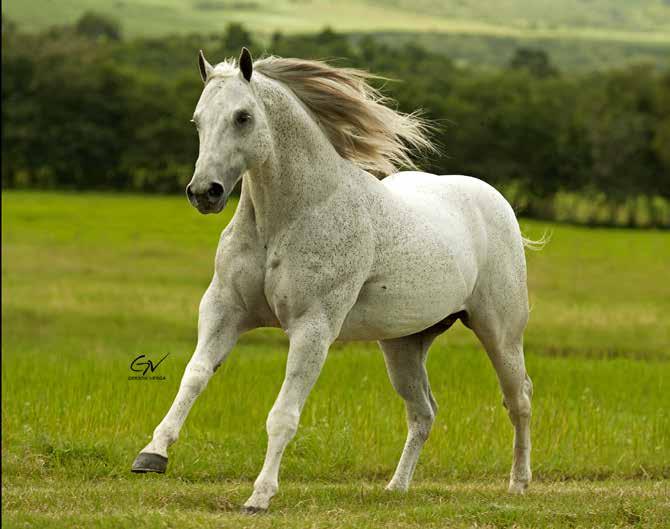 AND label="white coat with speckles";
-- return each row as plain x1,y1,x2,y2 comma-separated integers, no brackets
133,49,534,512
